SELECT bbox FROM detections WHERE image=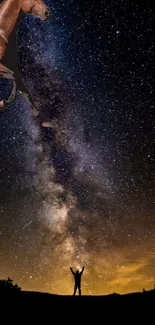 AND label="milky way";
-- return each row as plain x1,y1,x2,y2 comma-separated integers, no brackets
0,0,155,295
